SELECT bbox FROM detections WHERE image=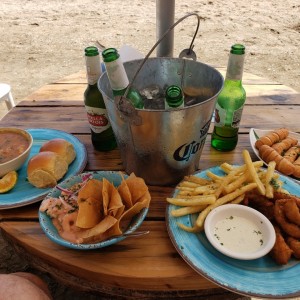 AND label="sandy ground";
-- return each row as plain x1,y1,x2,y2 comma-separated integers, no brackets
0,0,300,299
0,0,299,105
